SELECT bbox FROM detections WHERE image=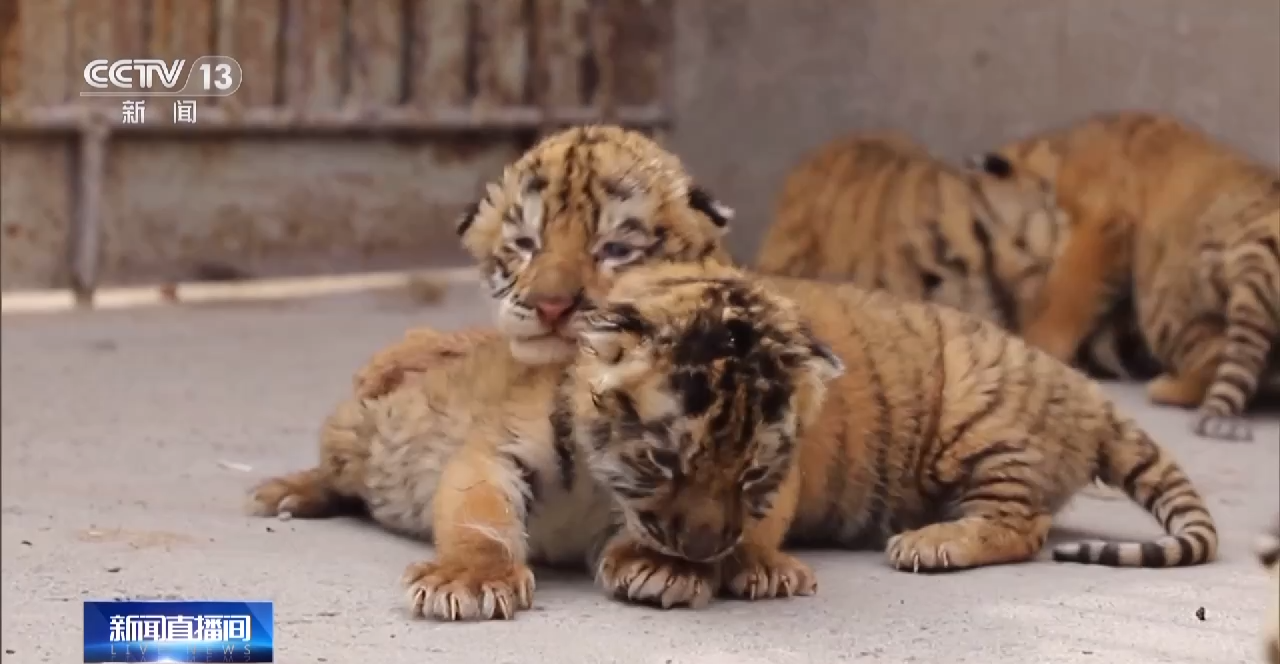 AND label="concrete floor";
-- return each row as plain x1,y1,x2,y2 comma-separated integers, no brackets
2,282,1278,664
